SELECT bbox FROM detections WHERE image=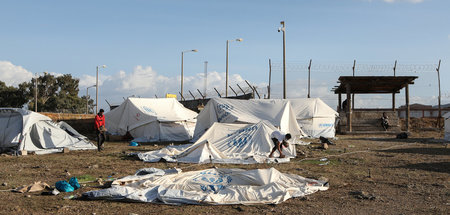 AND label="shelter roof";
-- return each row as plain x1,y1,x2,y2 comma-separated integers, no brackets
333,76,418,94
